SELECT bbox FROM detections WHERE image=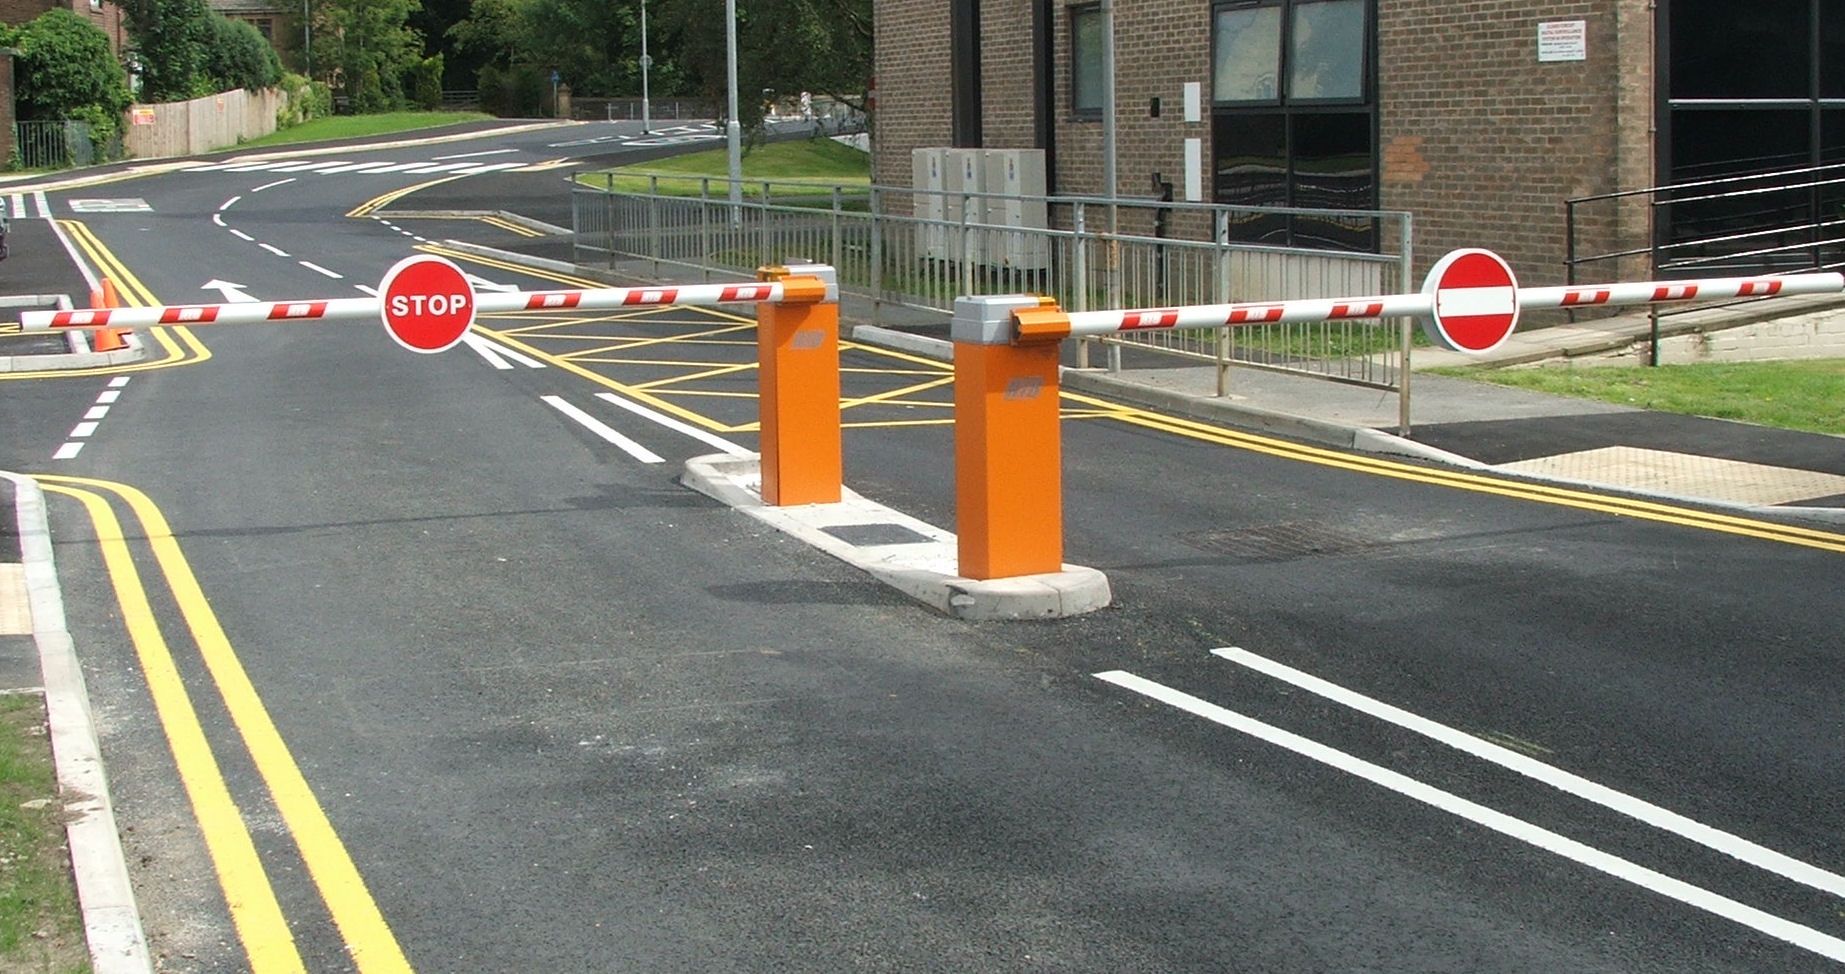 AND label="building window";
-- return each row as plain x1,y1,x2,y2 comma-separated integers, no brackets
89,0,102,10
251,18,274,42
1212,0,1376,250
1070,4,1102,116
